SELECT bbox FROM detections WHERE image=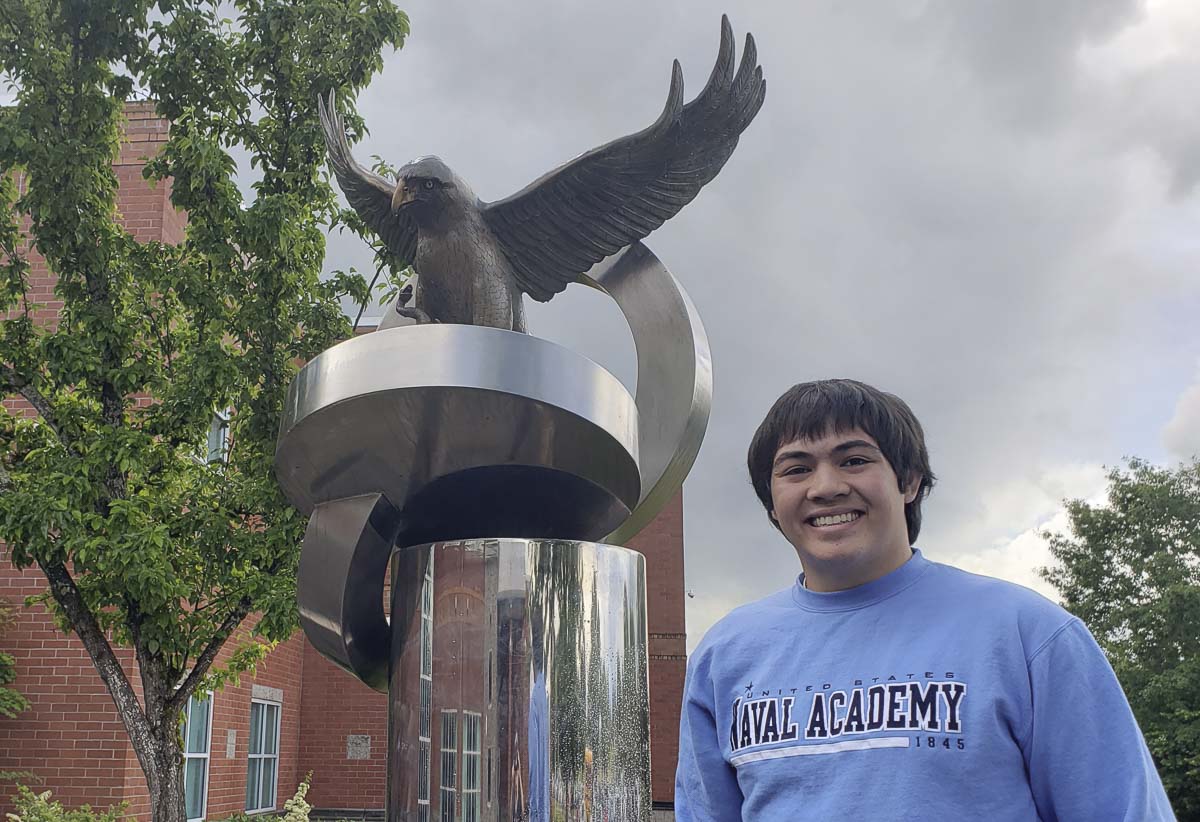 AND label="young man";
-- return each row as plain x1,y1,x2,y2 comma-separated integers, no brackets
674,379,1174,821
